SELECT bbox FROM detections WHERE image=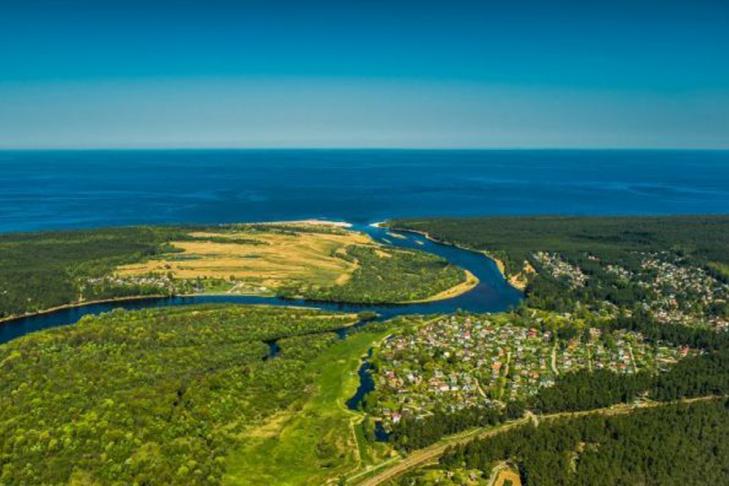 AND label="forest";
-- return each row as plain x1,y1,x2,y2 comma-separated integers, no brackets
424,398,729,485
390,216,729,272
0,226,188,318
0,304,359,485
279,245,467,304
